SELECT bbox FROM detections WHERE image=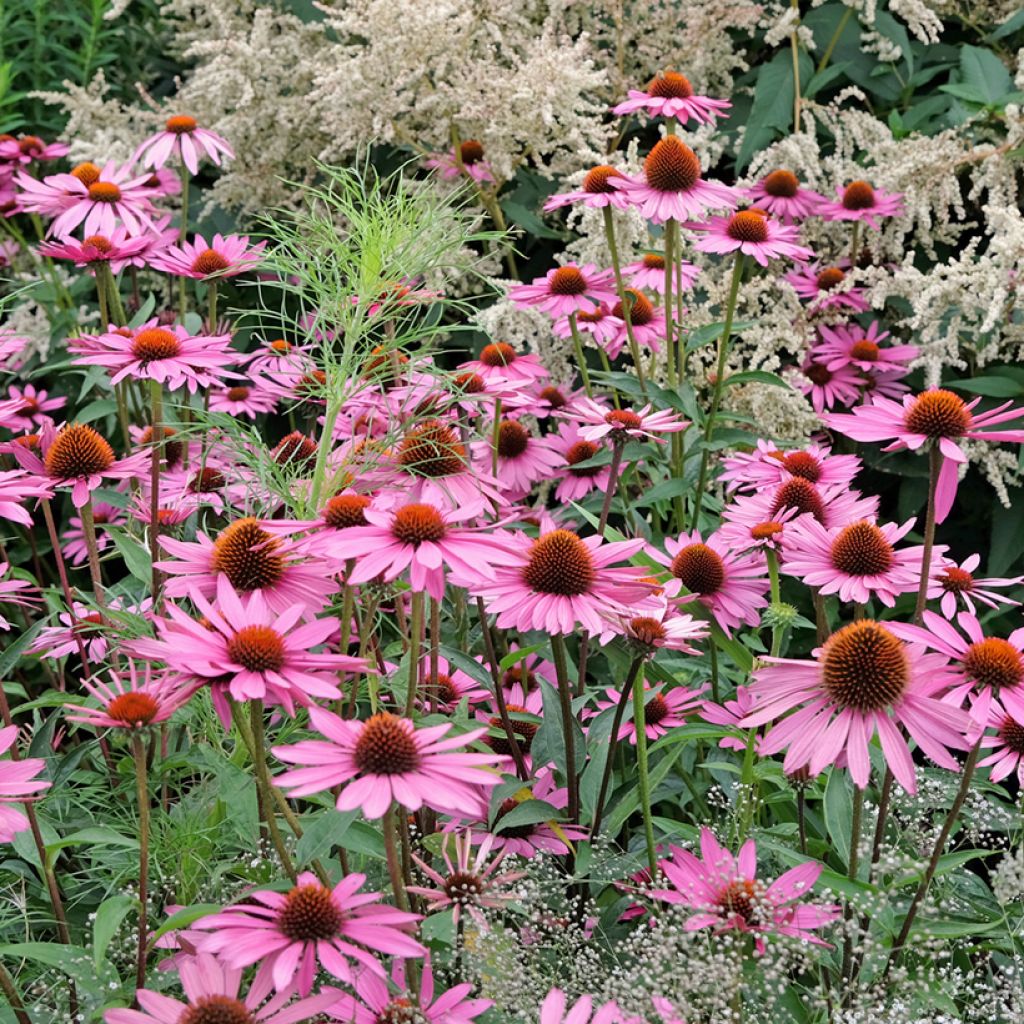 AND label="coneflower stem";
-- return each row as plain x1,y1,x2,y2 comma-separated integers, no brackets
602,206,646,393
663,218,677,388
490,397,502,477
550,634,580,824
840,782,865,986
475,597,529,780
0,961,30,1024
80,497,106,606
790,0,802,132
428,597,441,713
886,740,982,973
632,664,659,876
766,547,782,657
797,788,807,855
207,278,218,333
692,253,745,528
914,444,941,624
597,441,625,535
567,313,593,398
849,220,861,270
405,591,424,717
149,379,164,605
131,733,151,993
591,655,644,837
382,803,410,911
